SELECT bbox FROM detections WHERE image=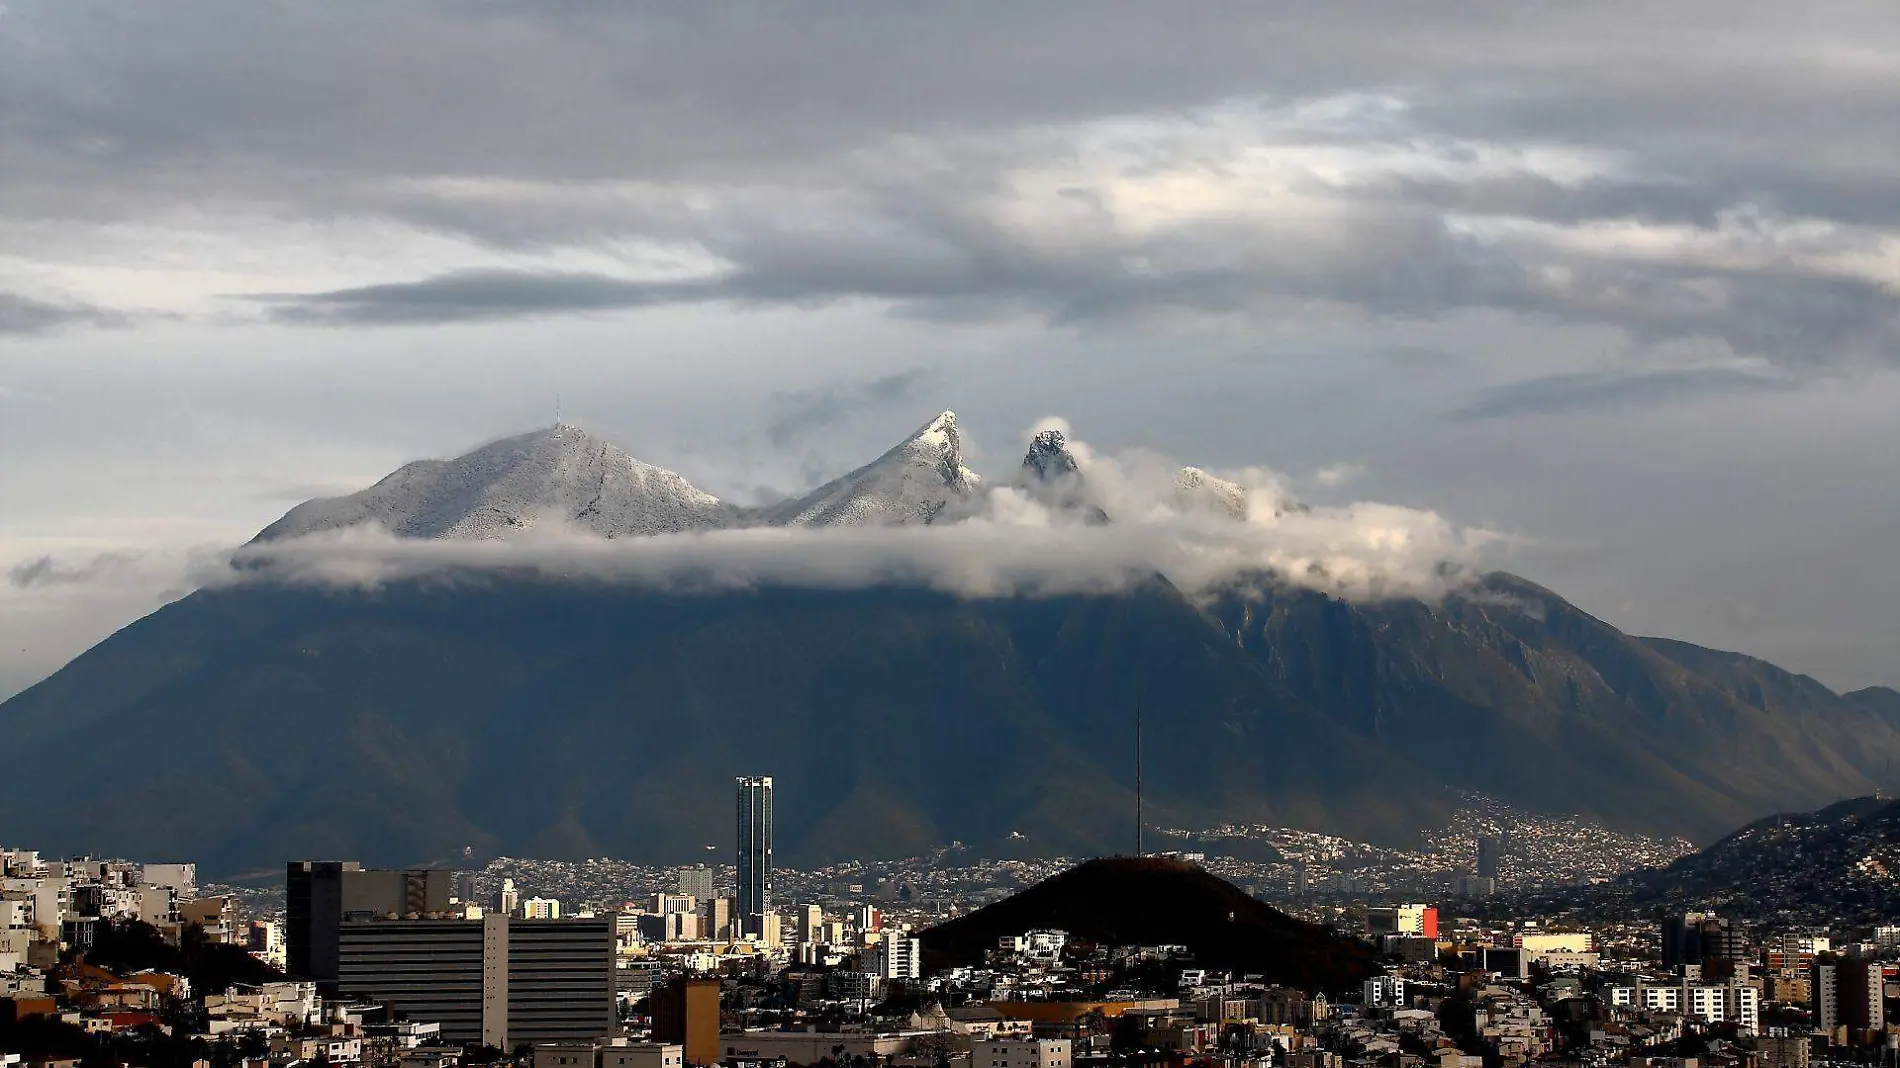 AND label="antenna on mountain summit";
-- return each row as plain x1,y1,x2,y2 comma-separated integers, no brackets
554,394,562,427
